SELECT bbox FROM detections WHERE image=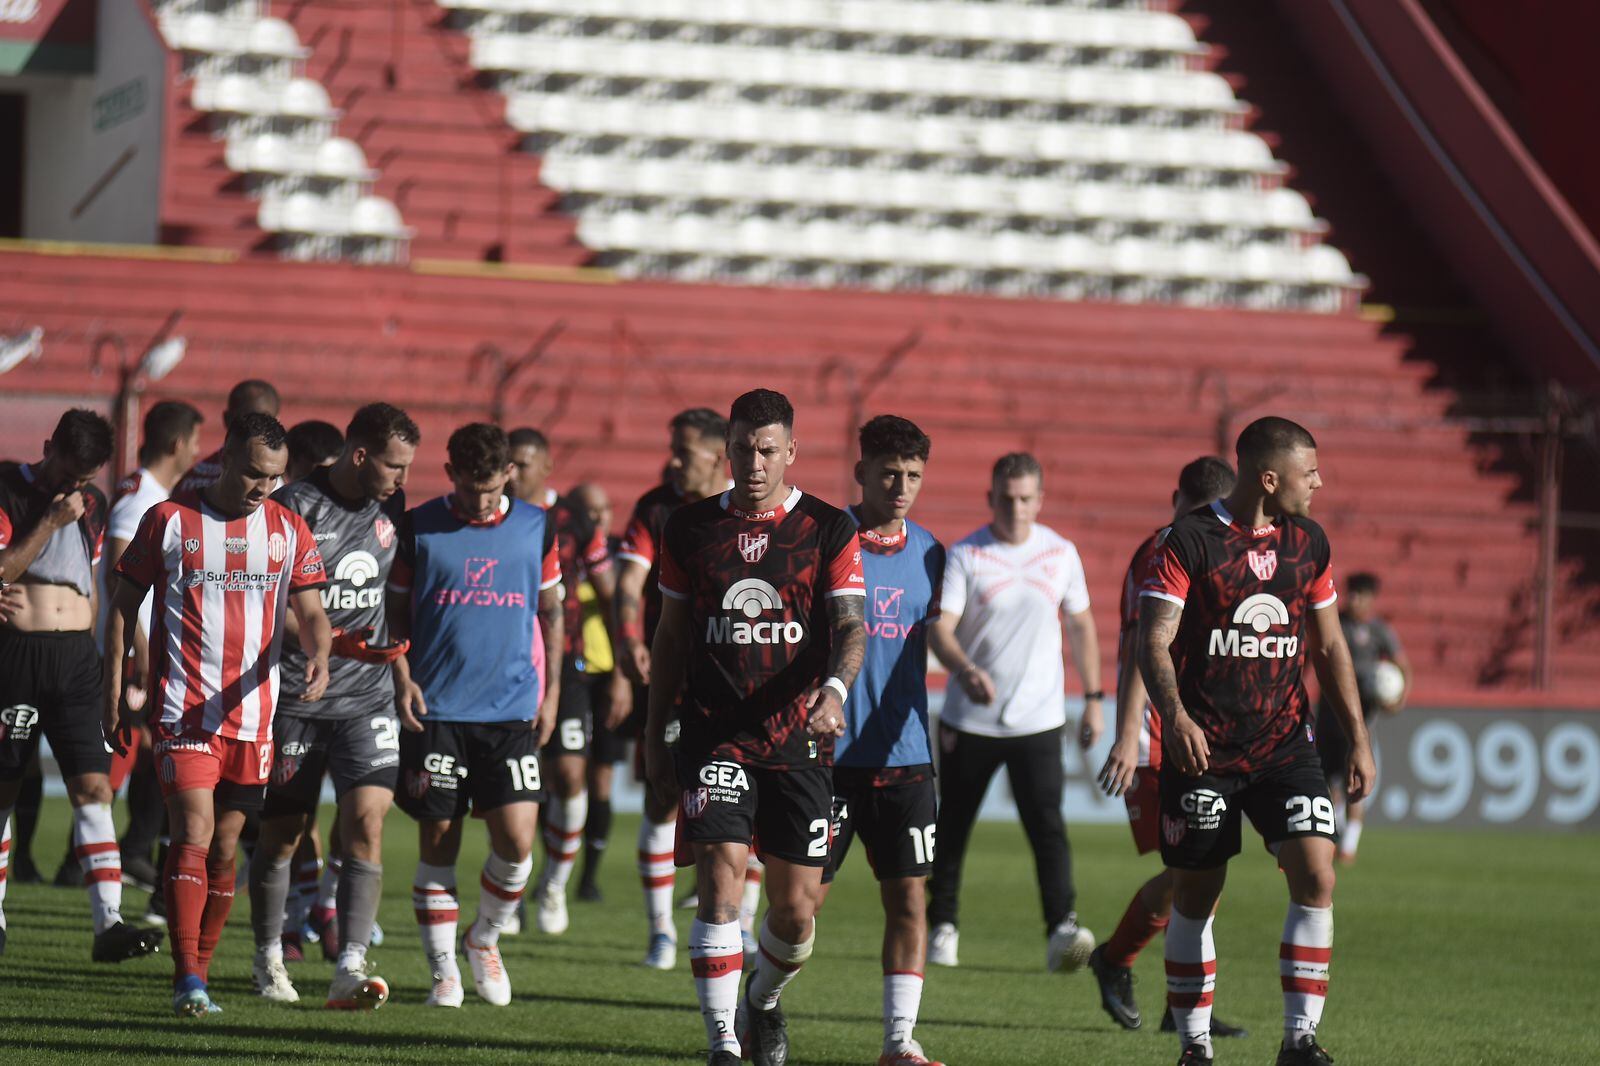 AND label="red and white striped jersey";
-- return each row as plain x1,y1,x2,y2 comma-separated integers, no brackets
114,491,326,742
